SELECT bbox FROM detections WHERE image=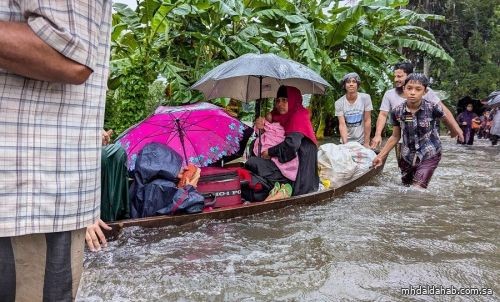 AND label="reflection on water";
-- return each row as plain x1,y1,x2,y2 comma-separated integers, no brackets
78,138,499,301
